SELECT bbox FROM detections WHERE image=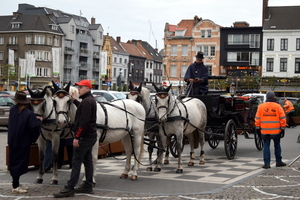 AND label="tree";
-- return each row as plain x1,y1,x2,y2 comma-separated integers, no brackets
2,64,18,81
262,76,278,91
